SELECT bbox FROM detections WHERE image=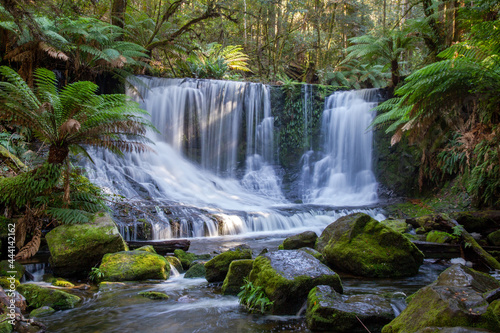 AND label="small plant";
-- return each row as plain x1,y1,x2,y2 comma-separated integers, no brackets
237,278,273,314
89,267,104,283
